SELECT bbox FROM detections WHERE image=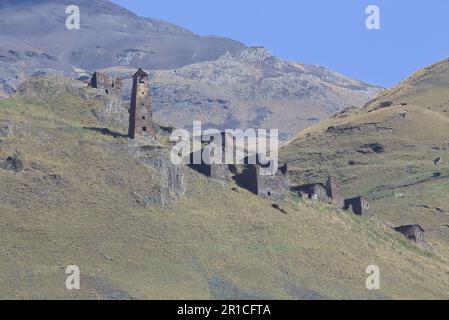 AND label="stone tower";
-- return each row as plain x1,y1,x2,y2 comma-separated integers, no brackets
128,68,156,140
